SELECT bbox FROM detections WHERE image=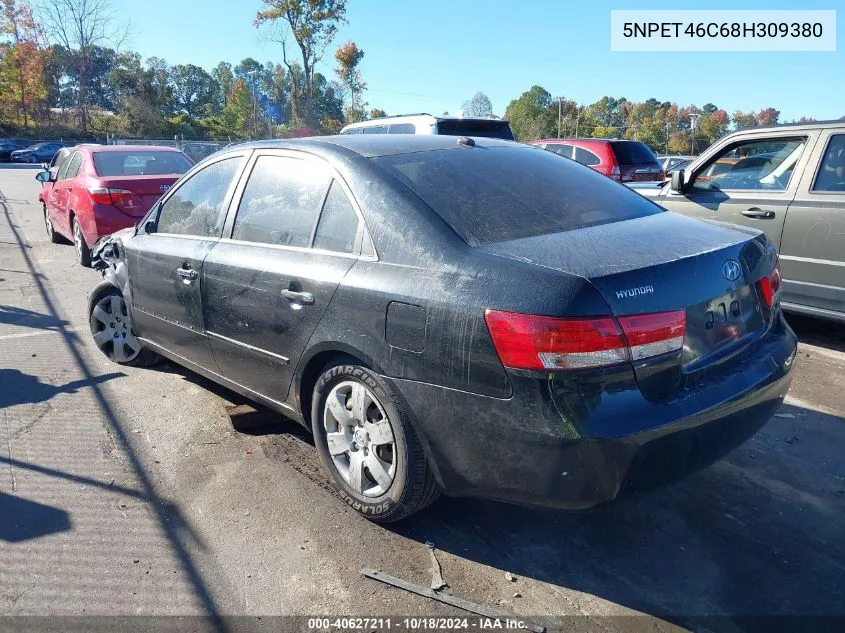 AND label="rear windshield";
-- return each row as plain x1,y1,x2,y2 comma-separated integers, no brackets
611,141,658,165
93,151,192,177
435,119,515,140
373,145,661,245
